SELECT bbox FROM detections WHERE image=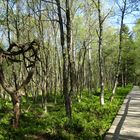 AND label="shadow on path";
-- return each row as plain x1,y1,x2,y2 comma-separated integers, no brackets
111,97,131,140
106,133,140,140
104,86,140,140
104,97,131,140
